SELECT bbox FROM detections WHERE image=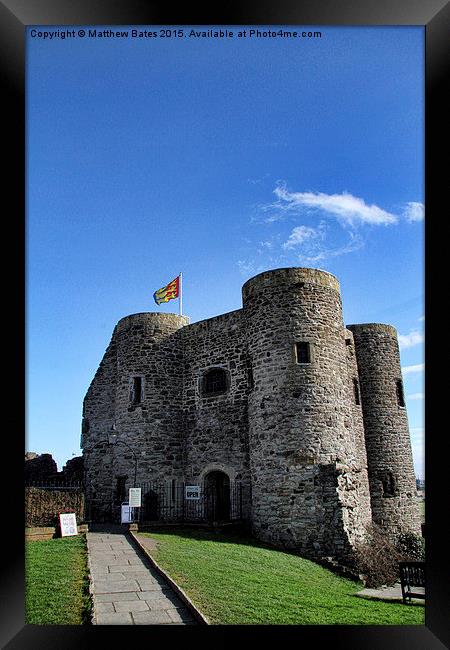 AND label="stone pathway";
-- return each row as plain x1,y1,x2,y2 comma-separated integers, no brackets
356,583,425,603
87,525,197,625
